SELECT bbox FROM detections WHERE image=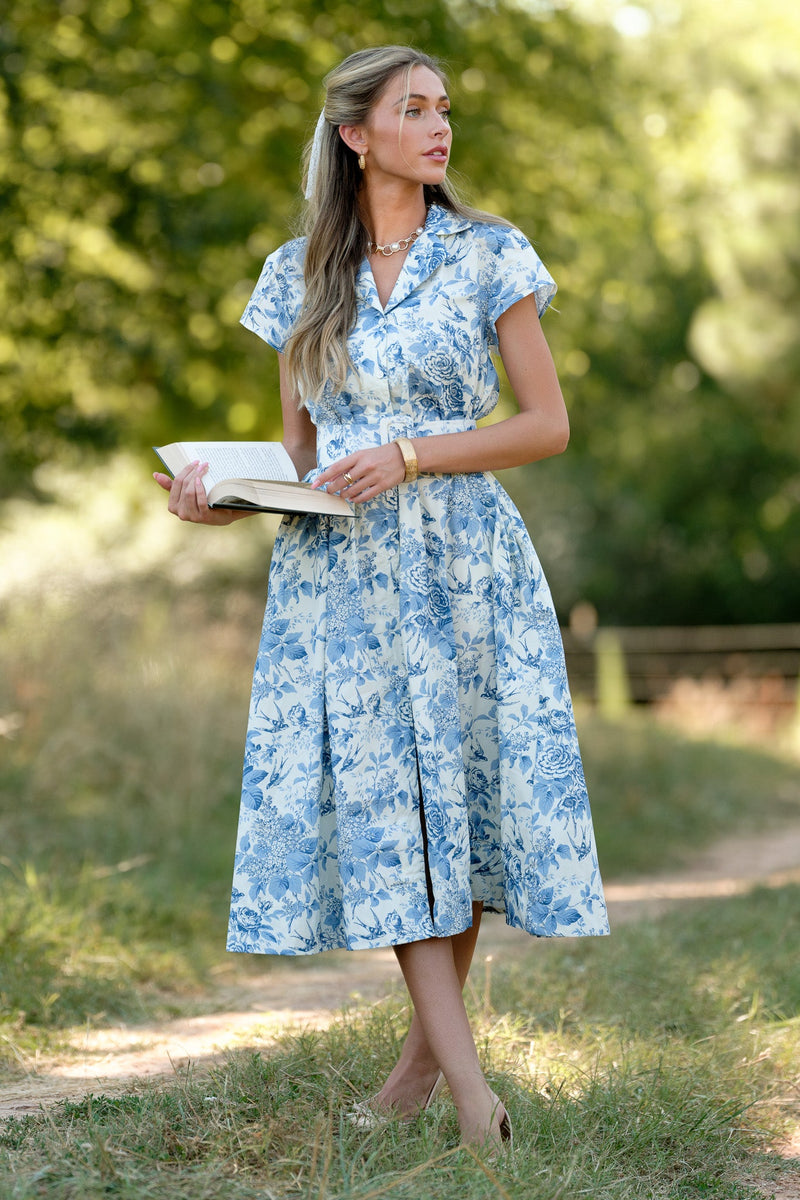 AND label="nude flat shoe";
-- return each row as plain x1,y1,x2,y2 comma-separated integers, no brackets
489,1091,513,1154
422,1070,446,1111
498,1106,513,1149
346,1070,446,1130
346,1097,388,1131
